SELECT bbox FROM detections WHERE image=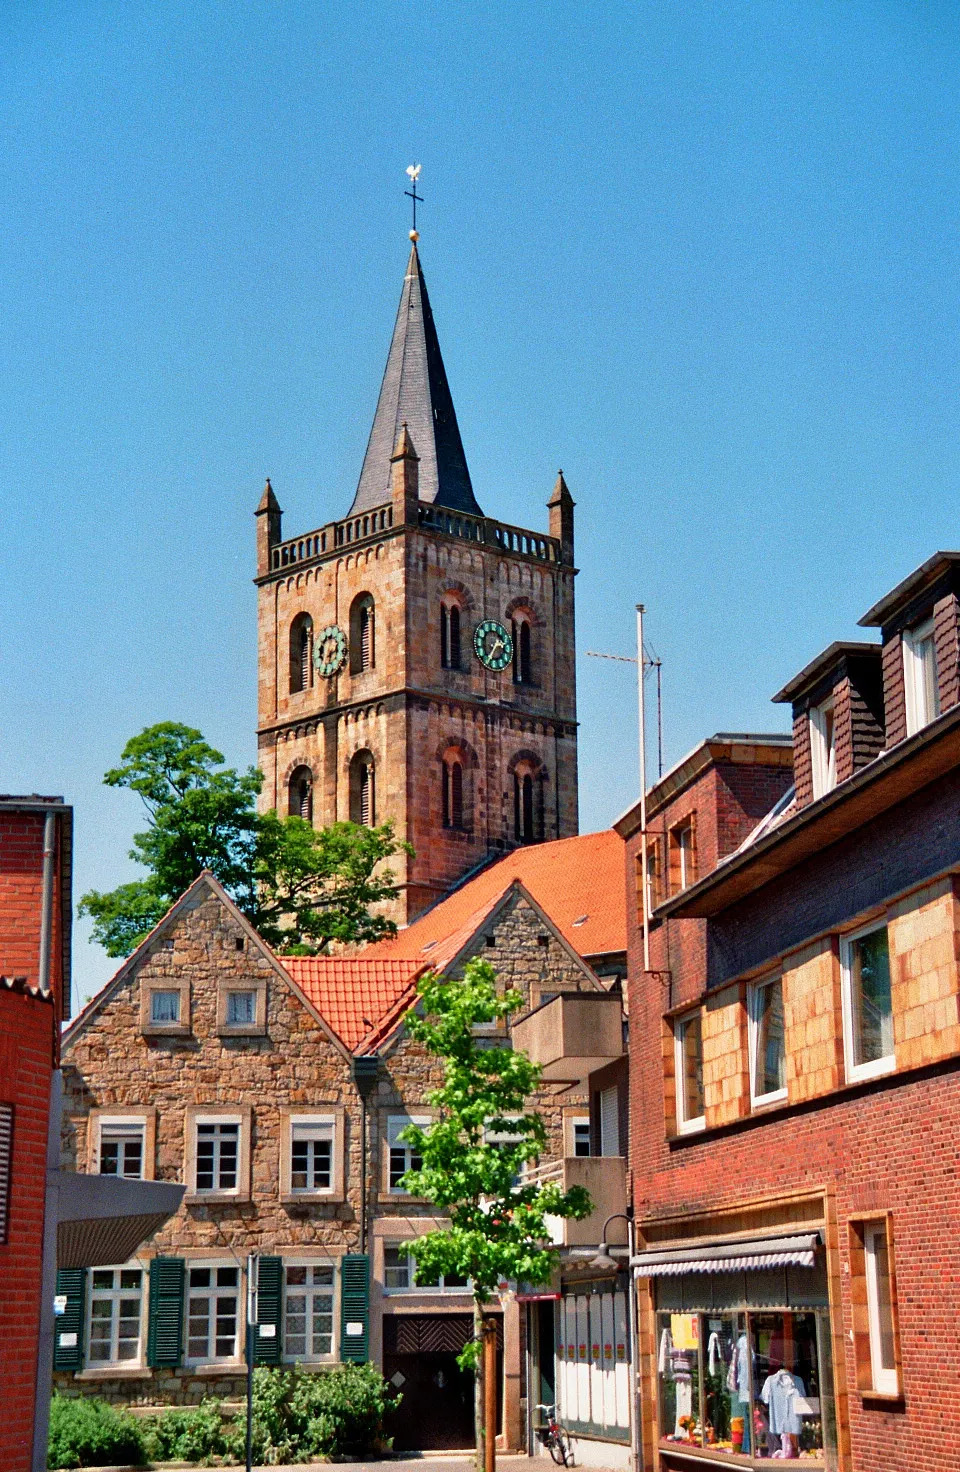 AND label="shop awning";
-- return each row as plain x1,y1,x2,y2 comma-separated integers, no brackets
631,1232,821,1277
52,1171,184,1270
